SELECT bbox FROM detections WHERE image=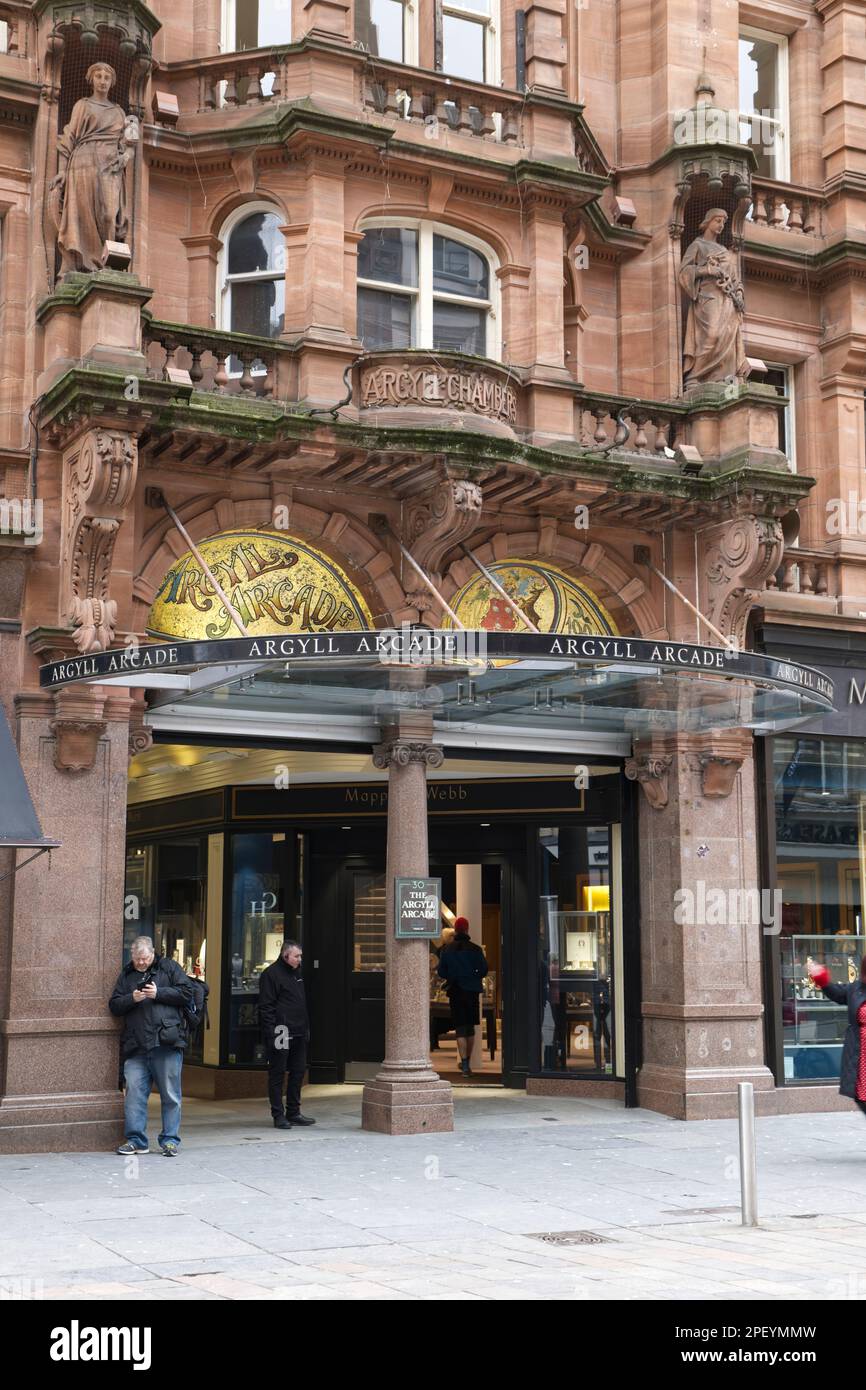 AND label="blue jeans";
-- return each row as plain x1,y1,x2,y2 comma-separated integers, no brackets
123,1047,183,1148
